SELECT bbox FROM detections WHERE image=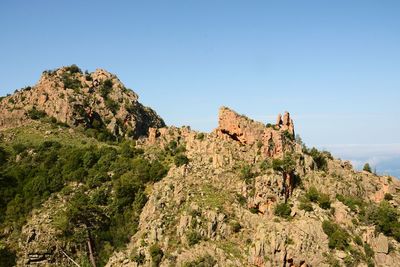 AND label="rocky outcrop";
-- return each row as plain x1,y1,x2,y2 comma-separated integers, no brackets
248,219,329,267
215,107,296,158
277,112,295,136
0,66,165,138
215,107,266,145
